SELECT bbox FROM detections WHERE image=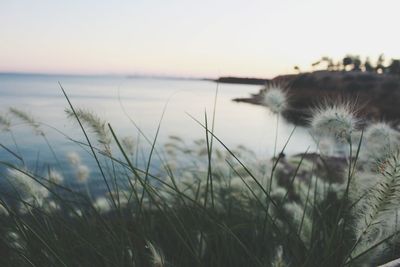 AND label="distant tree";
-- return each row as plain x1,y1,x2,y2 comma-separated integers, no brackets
311,57,334,71
342,56,353,71
388,59,400,75
352,56,362,71
294,66,301,73
376,54,386,73
364,57,374,72
320,57,335,71
309,54,398,74
311,60,321,70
